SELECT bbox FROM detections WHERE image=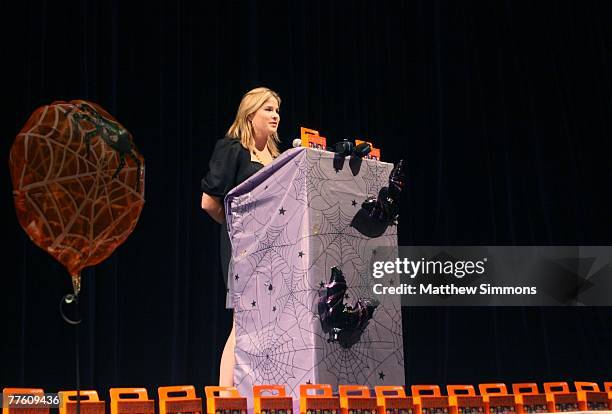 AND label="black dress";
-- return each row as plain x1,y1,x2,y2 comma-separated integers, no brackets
201,137,263,306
